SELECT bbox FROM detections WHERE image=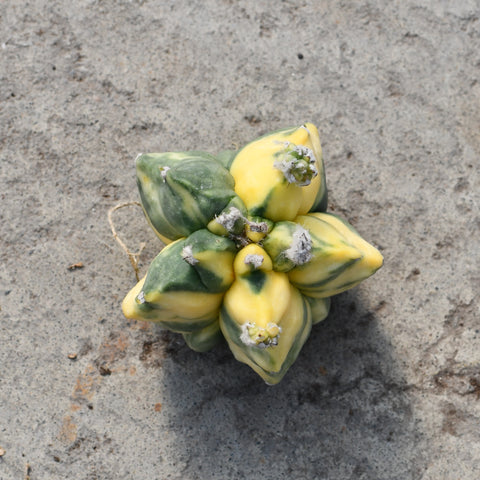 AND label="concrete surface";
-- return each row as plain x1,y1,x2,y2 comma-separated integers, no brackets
1,1,479,479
